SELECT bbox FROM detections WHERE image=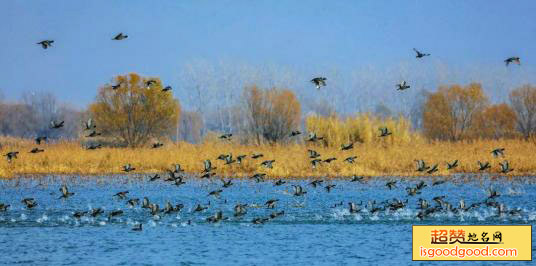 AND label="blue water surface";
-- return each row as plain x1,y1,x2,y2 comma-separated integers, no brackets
0,175,535,265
